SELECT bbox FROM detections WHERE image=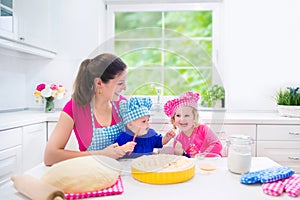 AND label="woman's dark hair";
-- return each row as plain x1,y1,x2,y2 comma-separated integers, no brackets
72,53,127,106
